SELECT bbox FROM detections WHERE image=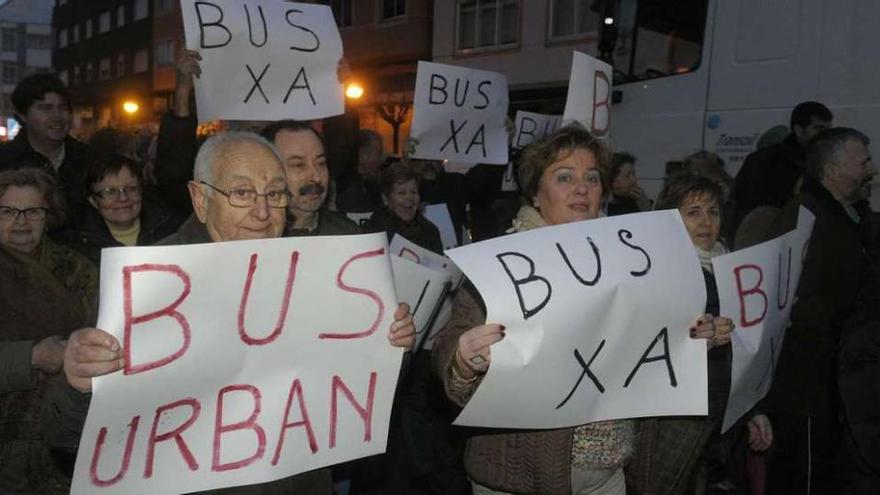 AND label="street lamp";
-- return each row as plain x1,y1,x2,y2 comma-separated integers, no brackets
122,100,139,114
345,82,364,100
